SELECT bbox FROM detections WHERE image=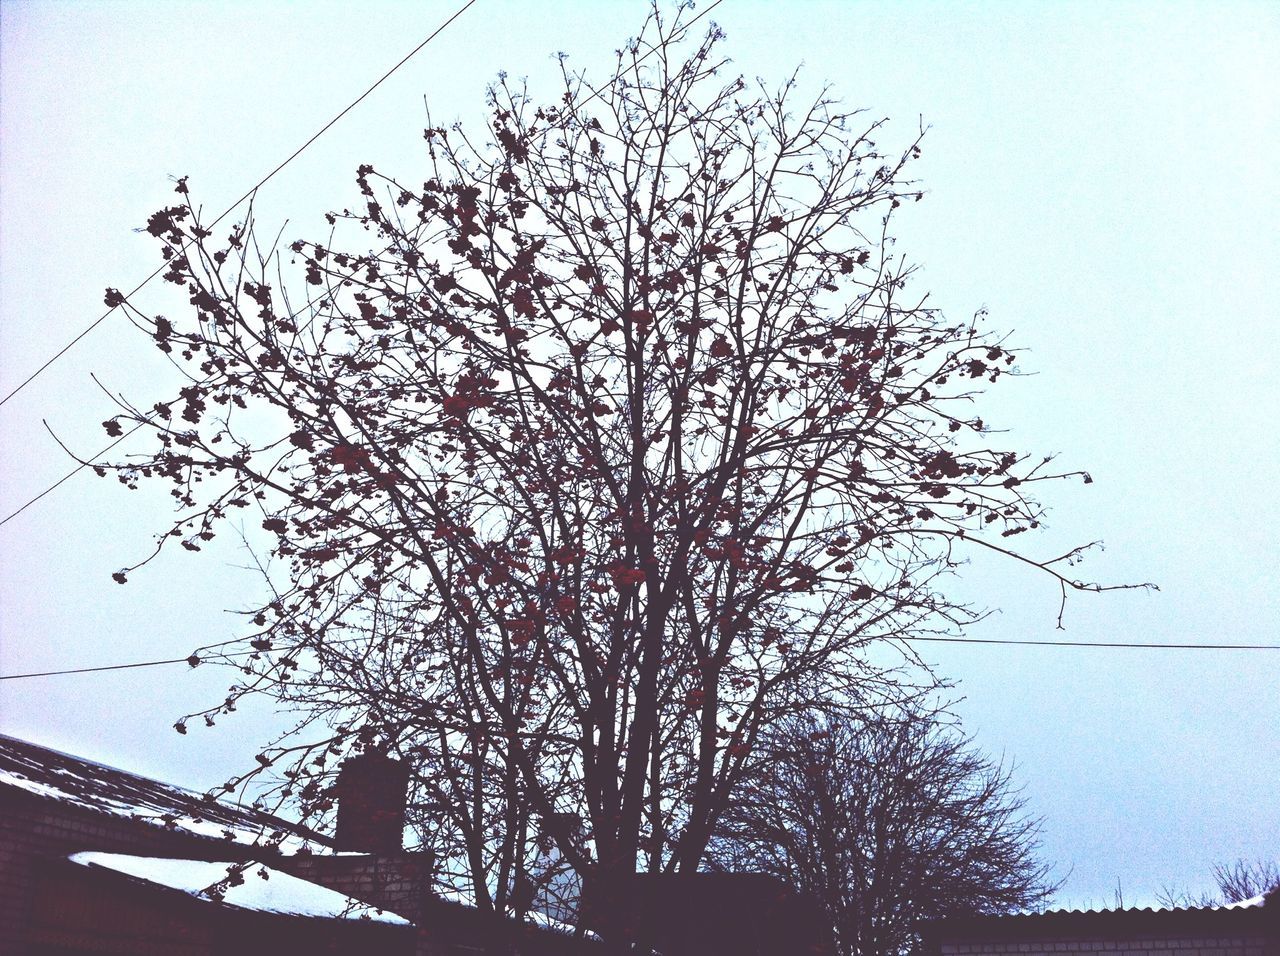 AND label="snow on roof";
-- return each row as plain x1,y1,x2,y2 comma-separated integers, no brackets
69,852,411,925
0,734,329,853
1218,893,1268,910
1034,893,1272,916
